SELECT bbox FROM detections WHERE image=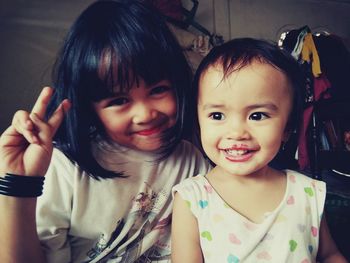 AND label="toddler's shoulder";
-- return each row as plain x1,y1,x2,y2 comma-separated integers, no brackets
172,174,208,201
173,174,206,193
172,175,208,217
285,169,326,194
